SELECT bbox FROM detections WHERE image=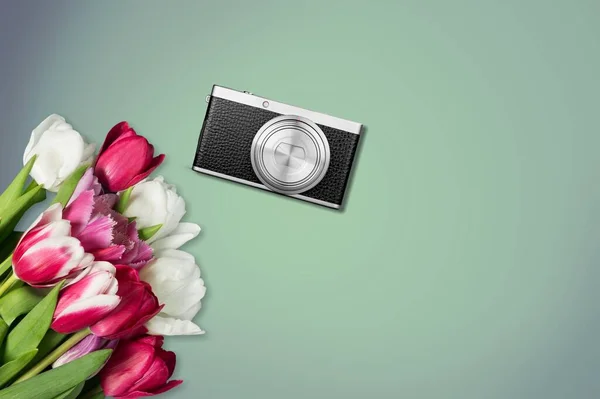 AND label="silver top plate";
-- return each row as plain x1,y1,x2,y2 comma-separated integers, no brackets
211,85,363,135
